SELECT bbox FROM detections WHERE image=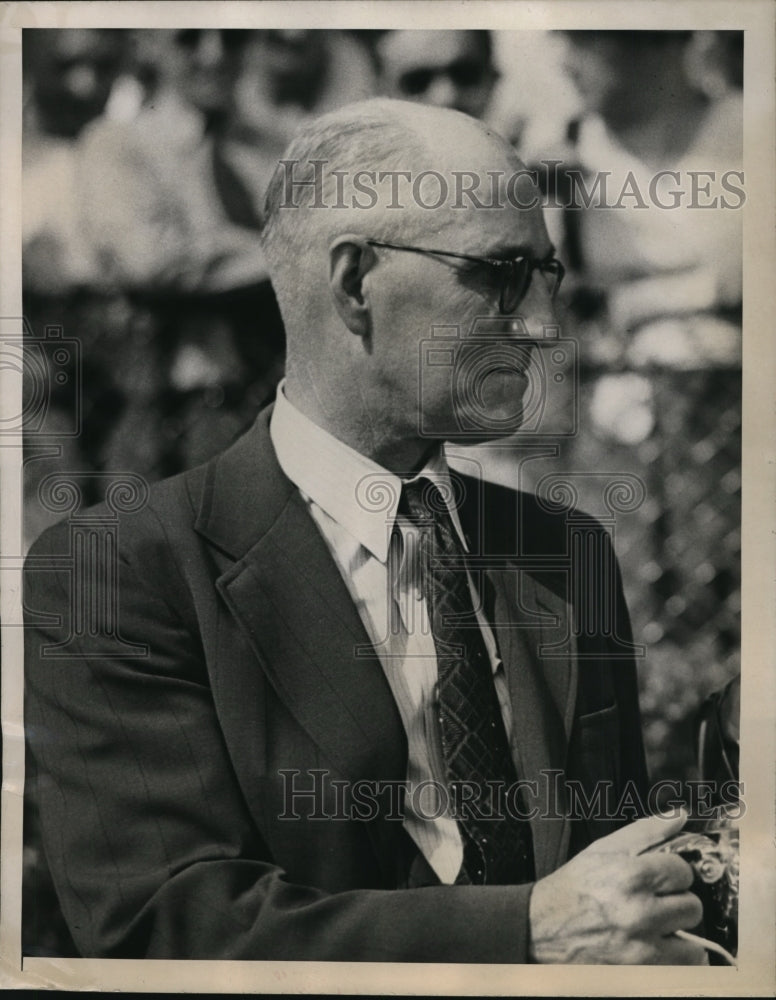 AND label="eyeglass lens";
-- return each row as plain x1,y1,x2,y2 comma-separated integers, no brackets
501,259,563,313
